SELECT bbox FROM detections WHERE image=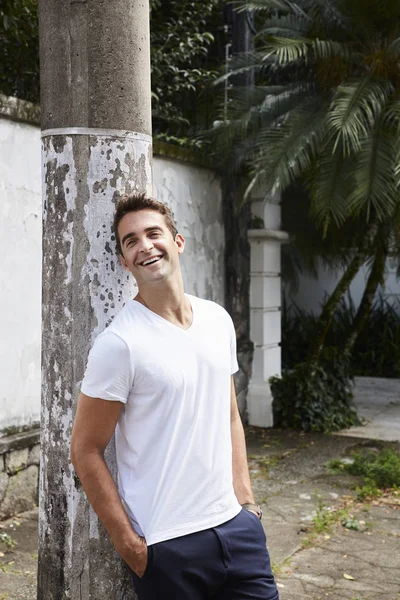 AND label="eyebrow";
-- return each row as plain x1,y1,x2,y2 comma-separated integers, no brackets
121,226,163,247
